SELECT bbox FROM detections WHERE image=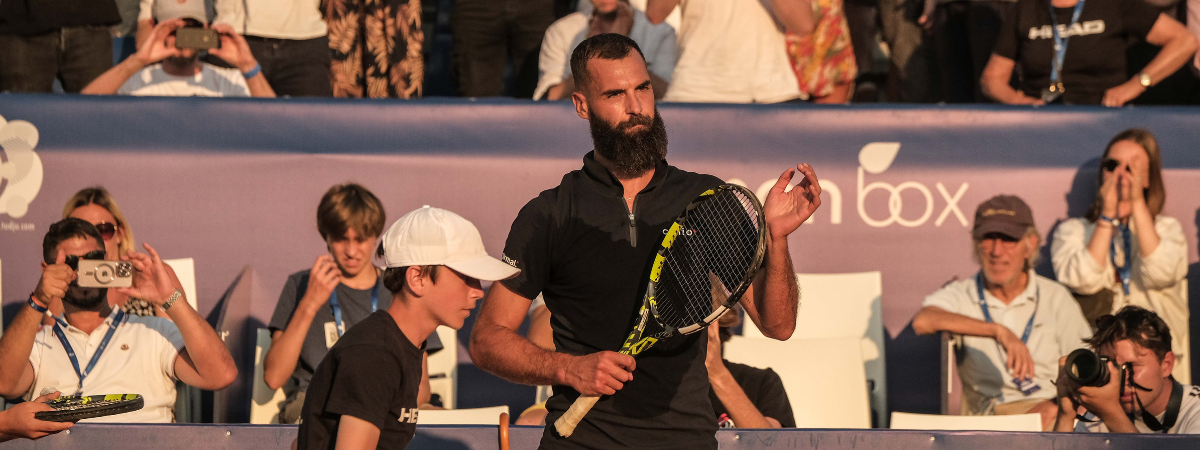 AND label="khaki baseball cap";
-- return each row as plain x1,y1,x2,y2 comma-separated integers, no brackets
973,195,1035,241
381,206,519,282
